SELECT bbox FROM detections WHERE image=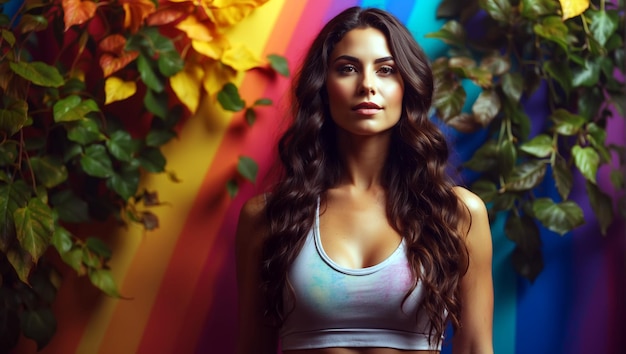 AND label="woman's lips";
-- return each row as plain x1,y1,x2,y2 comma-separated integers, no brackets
352,102,382,115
